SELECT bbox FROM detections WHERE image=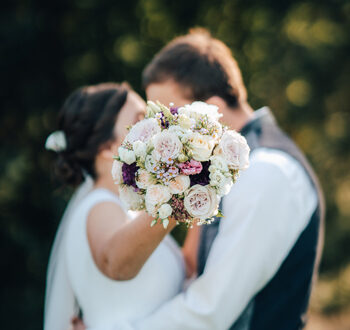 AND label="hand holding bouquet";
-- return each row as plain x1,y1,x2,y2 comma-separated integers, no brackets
112,101,250,228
